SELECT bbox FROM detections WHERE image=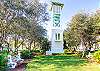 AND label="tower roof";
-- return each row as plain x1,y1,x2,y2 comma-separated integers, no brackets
52,2,64,8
